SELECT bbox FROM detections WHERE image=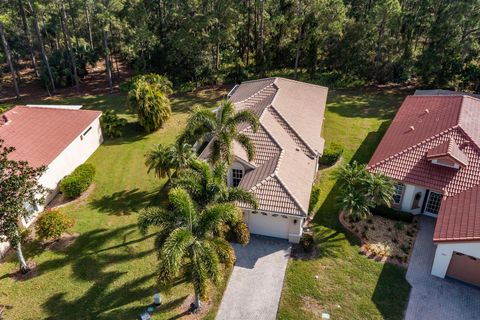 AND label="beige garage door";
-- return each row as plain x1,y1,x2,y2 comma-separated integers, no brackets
446,252,480,287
